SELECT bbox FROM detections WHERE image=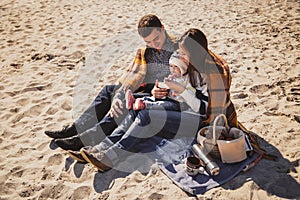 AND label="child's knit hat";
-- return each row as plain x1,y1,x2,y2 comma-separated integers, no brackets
169,50,188,75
